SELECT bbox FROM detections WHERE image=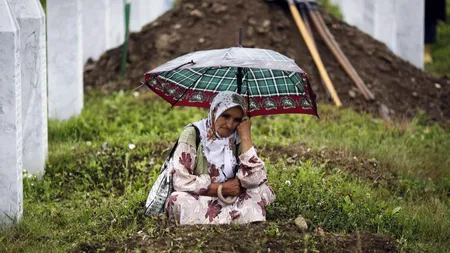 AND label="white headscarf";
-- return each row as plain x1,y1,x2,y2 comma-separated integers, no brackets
193,91,247,183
